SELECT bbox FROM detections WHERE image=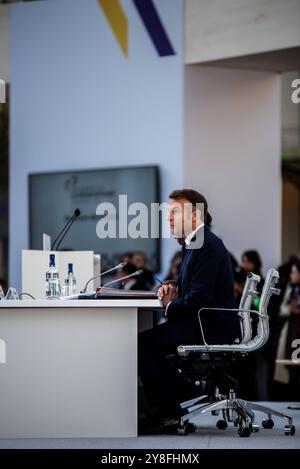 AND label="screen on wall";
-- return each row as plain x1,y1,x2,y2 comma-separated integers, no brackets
29,166,160,272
